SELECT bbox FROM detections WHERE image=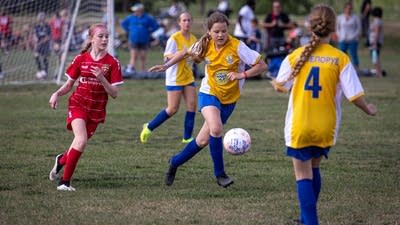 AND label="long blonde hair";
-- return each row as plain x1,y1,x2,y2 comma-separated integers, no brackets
189,12,229,62
80,23,108,54
288,5,336,80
